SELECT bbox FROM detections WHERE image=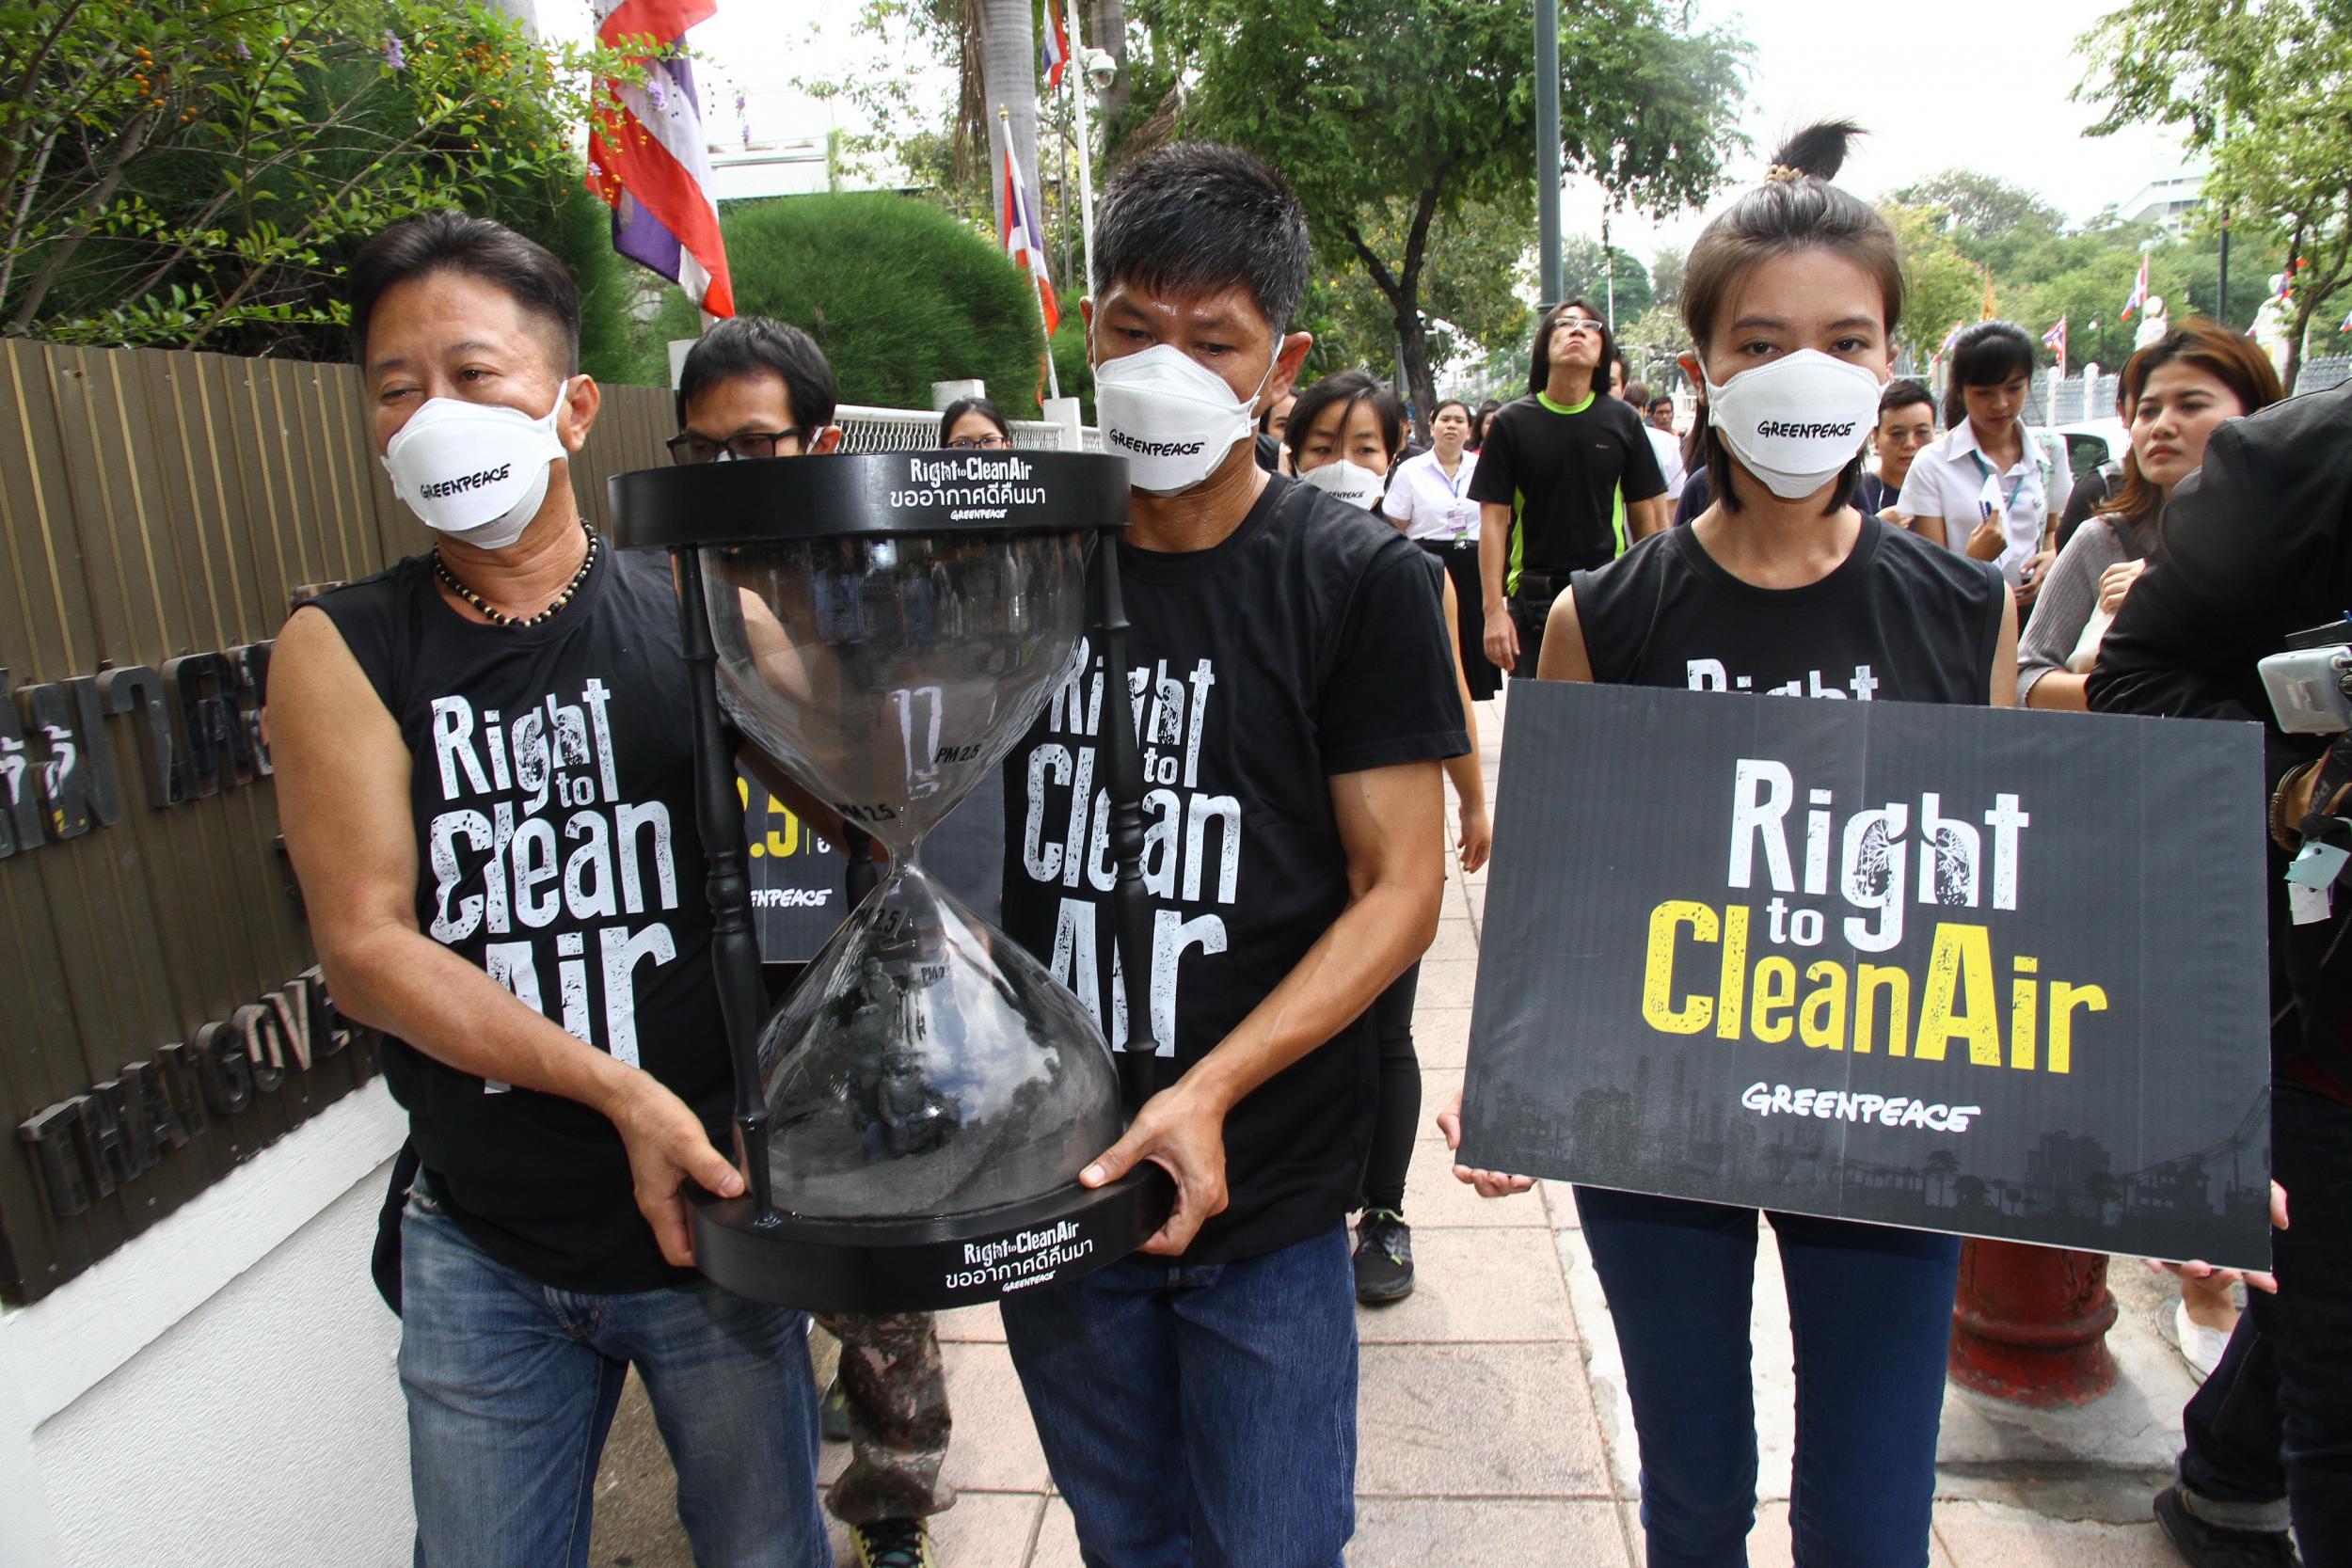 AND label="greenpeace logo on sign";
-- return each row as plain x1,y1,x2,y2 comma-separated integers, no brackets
1754,420,1857,440
420,463,512,499
1106,427,1205,458
751,887,833,910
